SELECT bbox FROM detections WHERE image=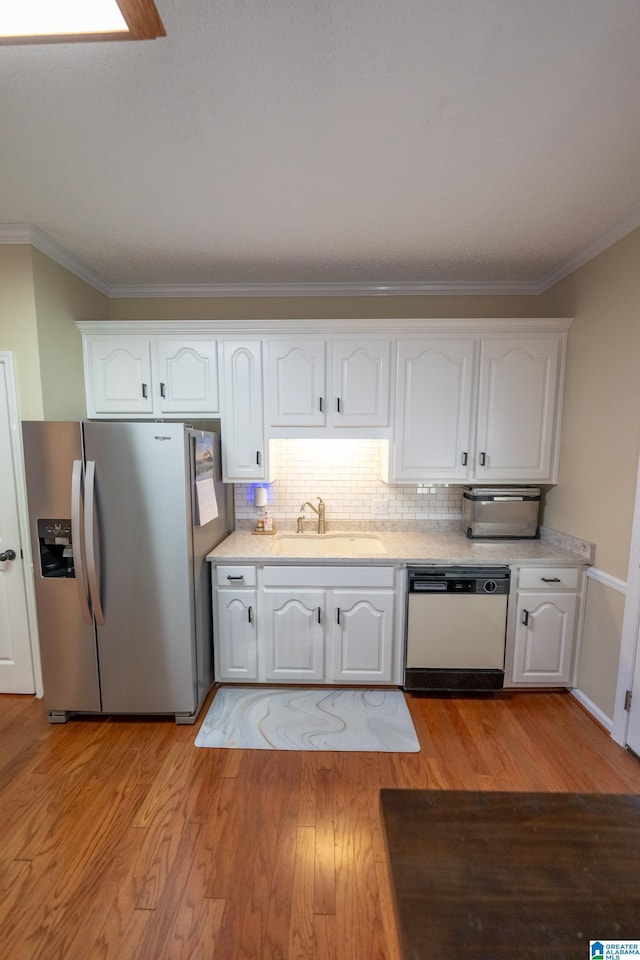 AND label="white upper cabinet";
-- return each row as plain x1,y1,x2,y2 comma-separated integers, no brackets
84,335,219,418
388,331,566,484
86,337,154,416
222,340,274,482
392,339,475,482
269,339,326,427
474,336,561,482
268,338,392,433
